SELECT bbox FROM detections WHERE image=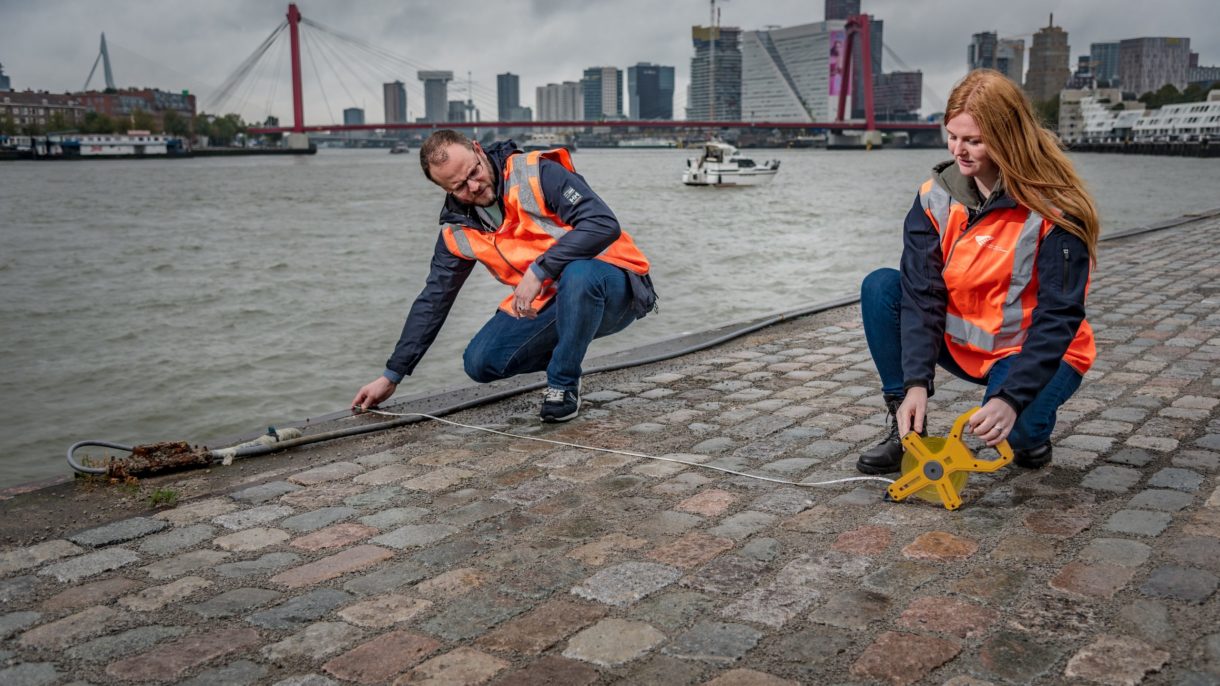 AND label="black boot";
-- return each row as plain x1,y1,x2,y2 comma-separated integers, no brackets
857,396,905,475
1014,442,1053,469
